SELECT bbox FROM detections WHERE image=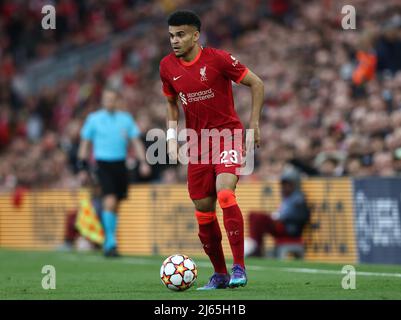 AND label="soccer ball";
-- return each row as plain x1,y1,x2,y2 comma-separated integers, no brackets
160,254,198,291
